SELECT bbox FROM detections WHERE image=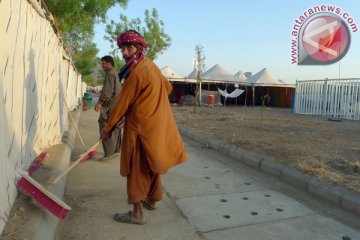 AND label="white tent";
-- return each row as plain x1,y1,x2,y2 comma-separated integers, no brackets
202,64,249,84
235,70,247,81
186,64,249,105
242,68,293,87
161,66,184,81
184,65,251,84
239,68,295,106
184,68,199,83
234,70,248,89
187,68,197,79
